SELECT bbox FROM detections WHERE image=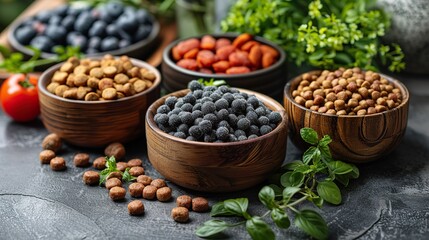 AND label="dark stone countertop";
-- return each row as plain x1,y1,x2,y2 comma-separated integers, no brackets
0,73,428,240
